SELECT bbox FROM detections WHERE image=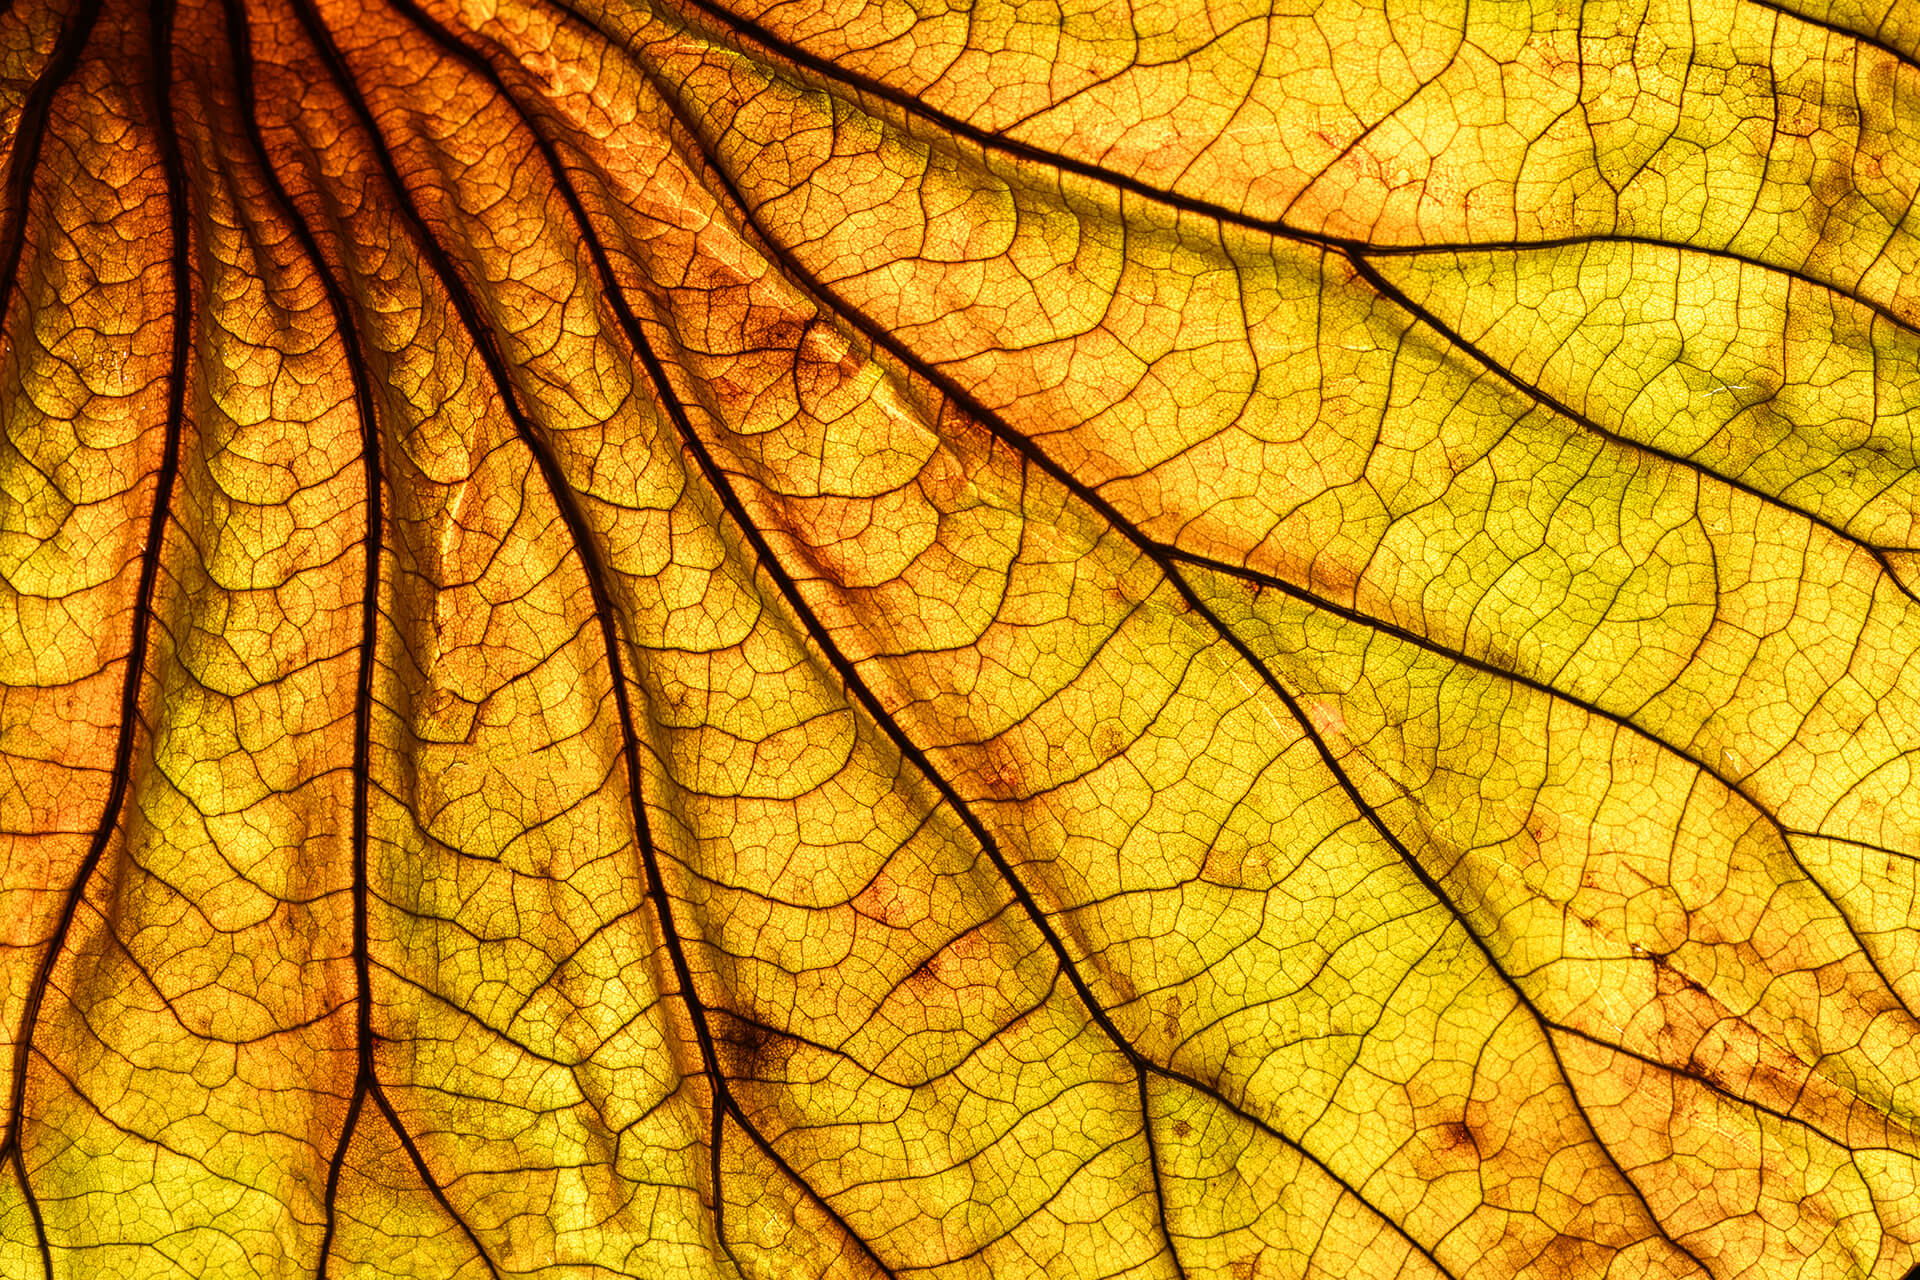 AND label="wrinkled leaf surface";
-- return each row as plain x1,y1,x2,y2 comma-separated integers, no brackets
3,0,1920,1276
